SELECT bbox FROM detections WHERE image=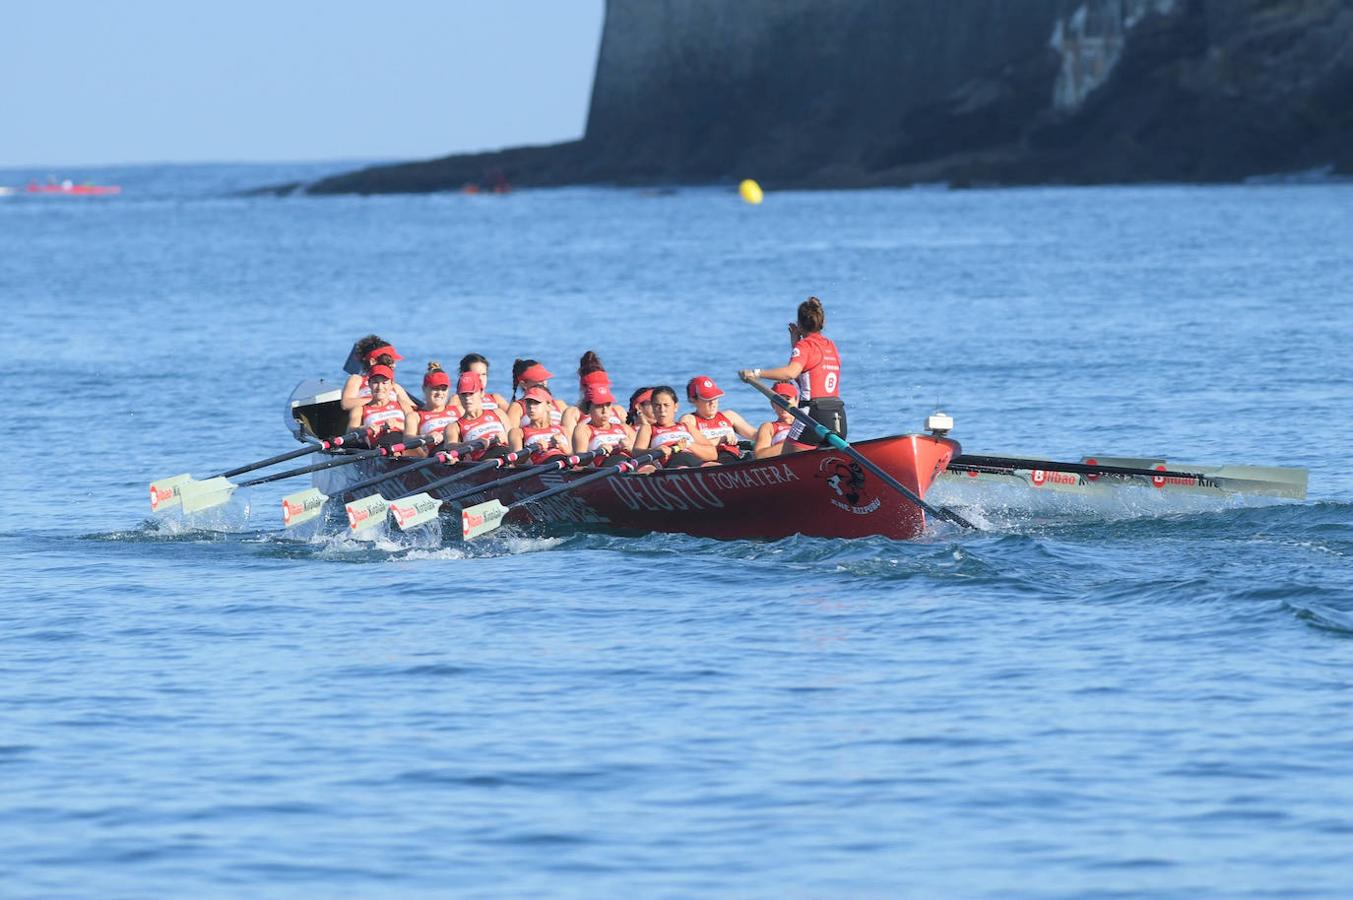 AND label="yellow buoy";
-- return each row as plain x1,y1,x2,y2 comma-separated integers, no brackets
738,178,763,205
